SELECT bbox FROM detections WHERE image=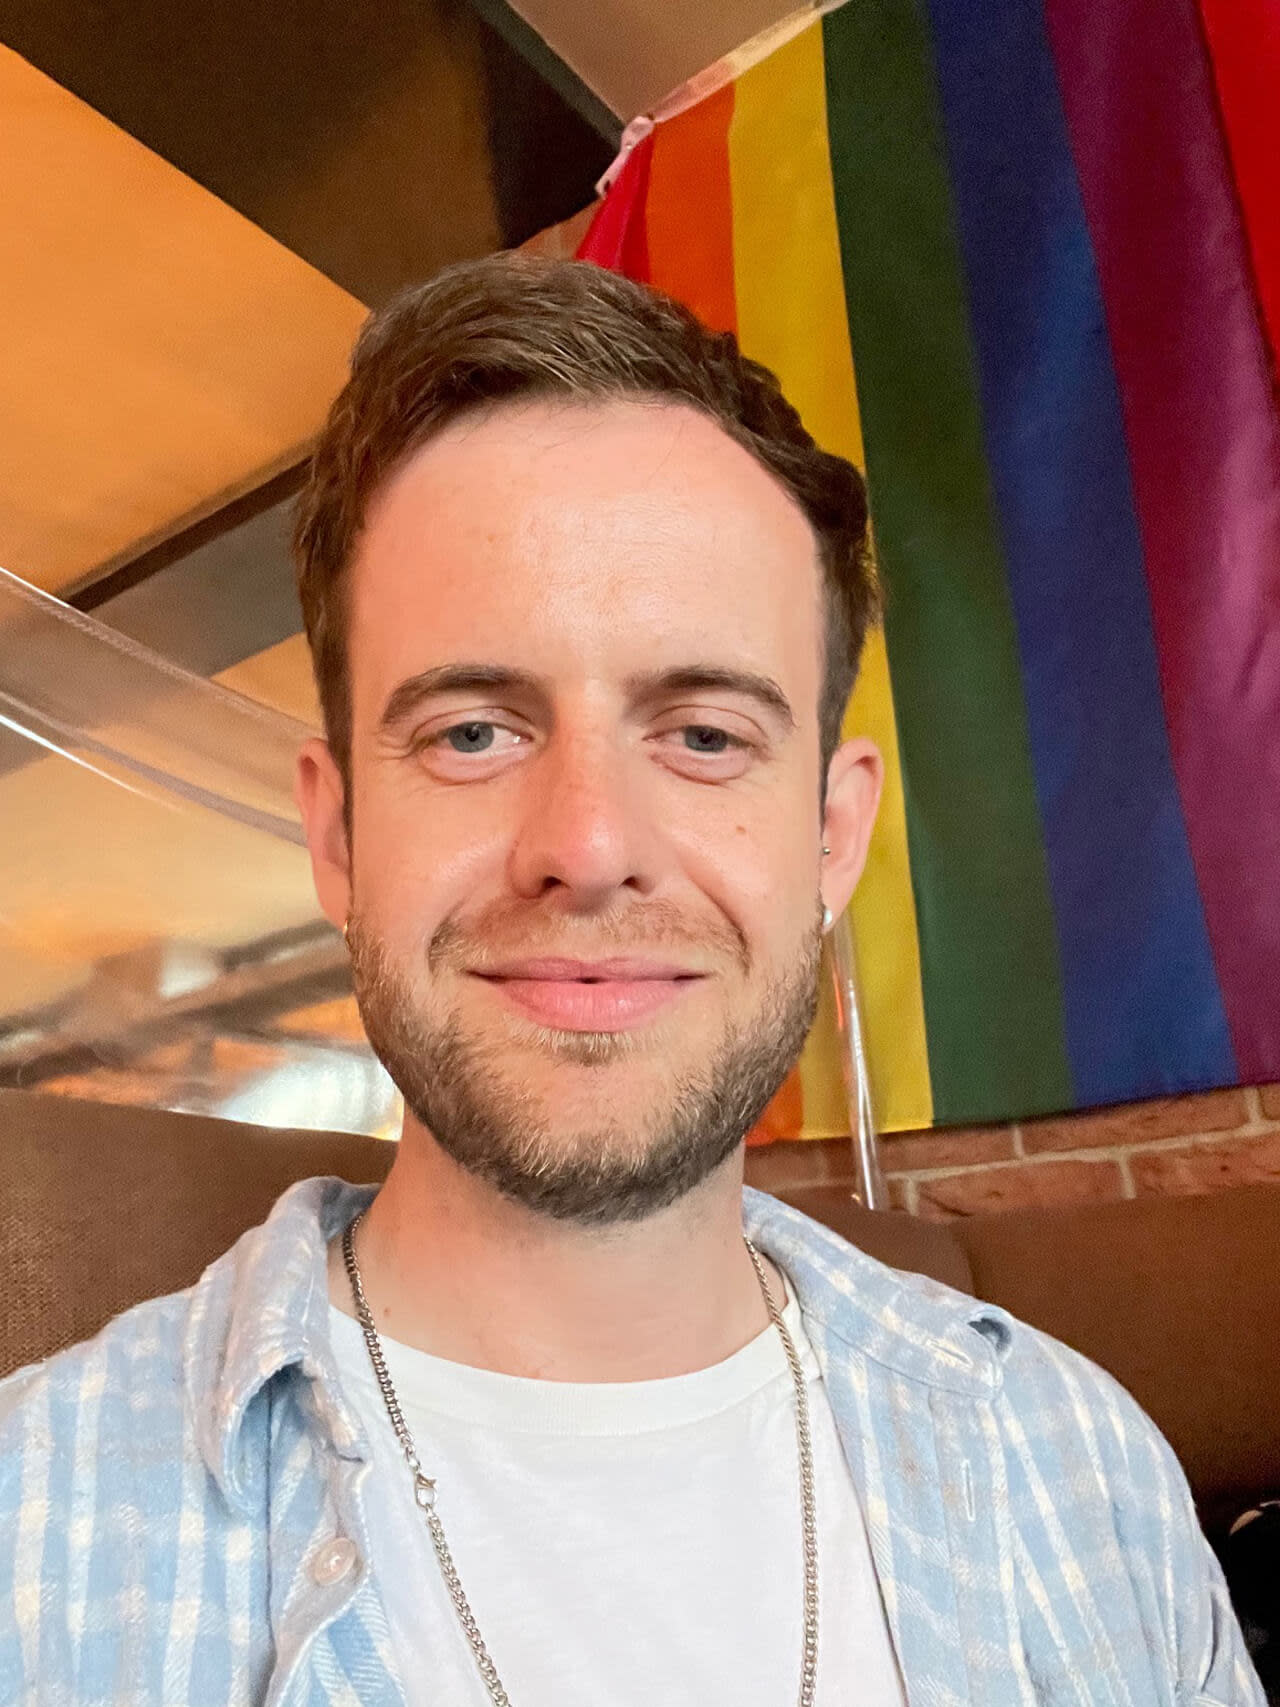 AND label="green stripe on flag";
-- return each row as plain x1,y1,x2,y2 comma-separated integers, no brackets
823,0,1072,1121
